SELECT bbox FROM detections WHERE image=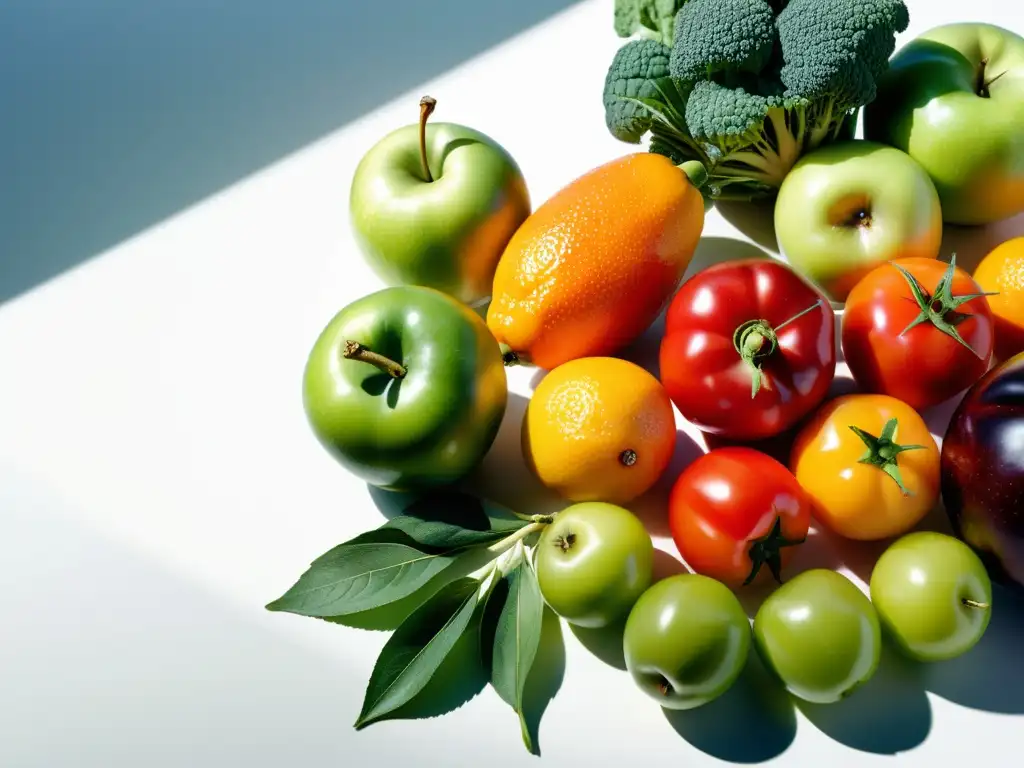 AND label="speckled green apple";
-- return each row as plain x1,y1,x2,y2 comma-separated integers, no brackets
864,23,1024,226
870,531,993,662
302,285,507,491
774,140,942,302
349,96,531,306
753,569,882,704
534,502,653,629
623,574,751,710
